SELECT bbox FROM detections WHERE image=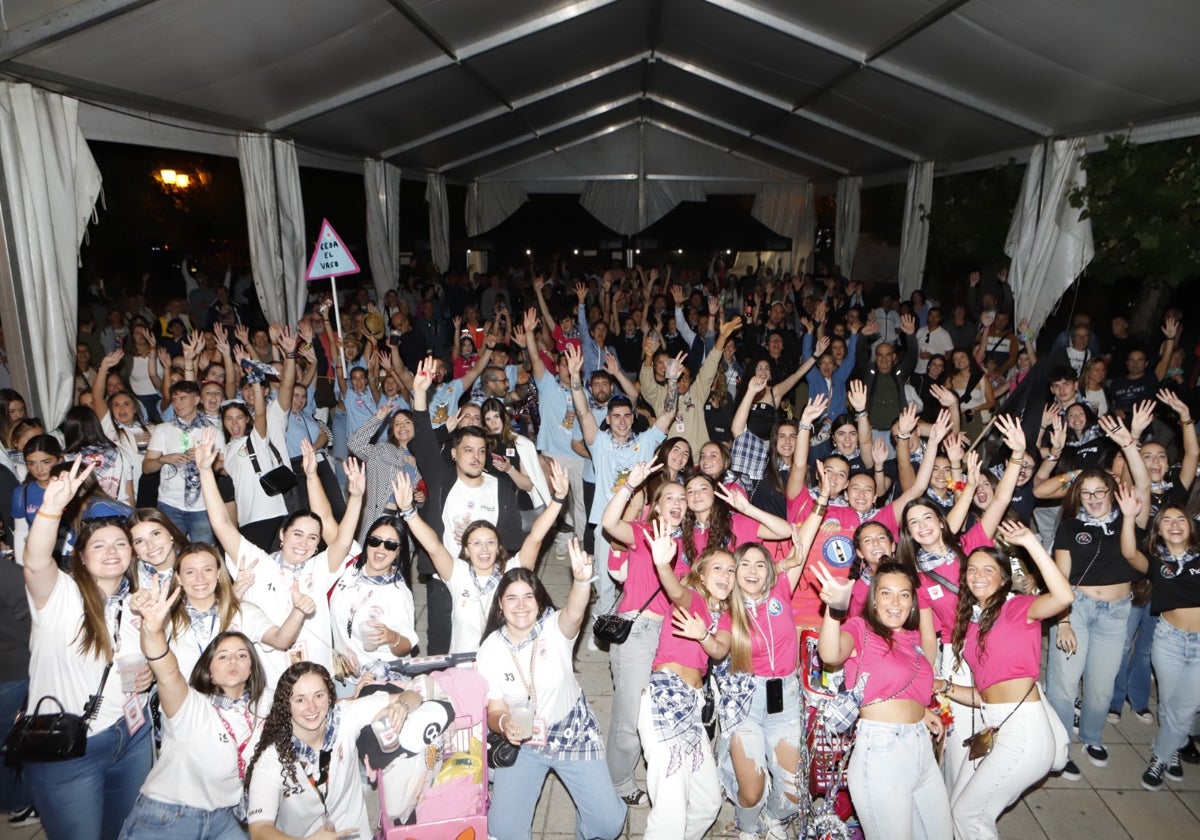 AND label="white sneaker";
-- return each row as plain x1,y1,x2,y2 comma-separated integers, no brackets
763,818,789,839
738,832,760,840
586,635,600,652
